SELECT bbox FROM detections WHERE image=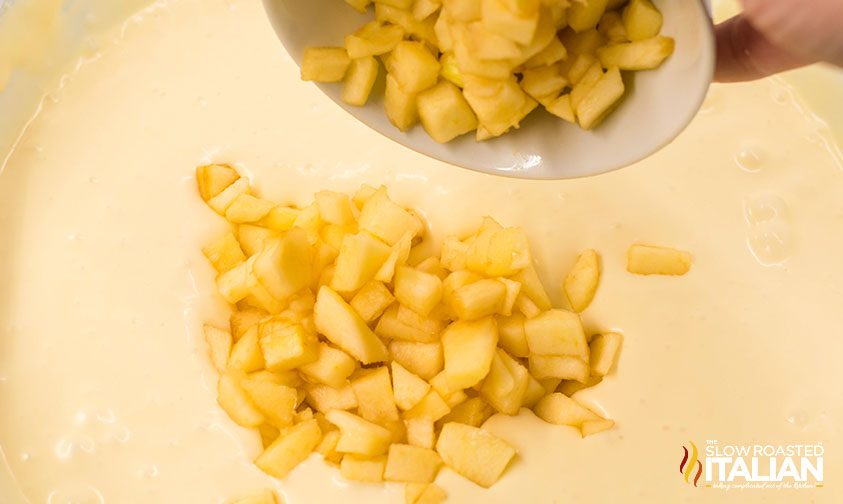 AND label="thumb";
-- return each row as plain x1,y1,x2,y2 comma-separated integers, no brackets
714,14,814,83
